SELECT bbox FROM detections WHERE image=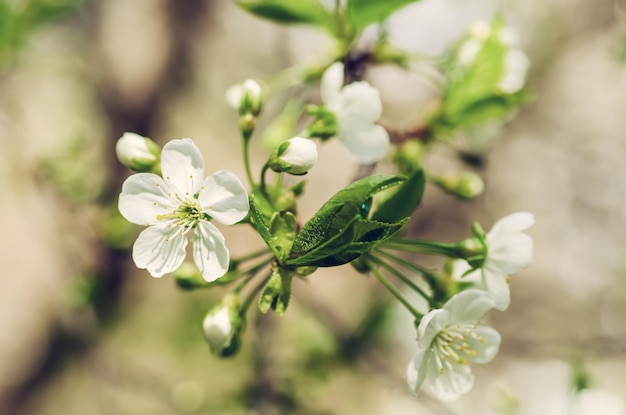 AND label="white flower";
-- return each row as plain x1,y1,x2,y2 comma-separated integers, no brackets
498,49,530,94
118,138,249,282
225,79,263,115
320,62,390,164
115,132,160,172
407,289,501,401
461,212,534,310
202,304,241,355
273,137,318,175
